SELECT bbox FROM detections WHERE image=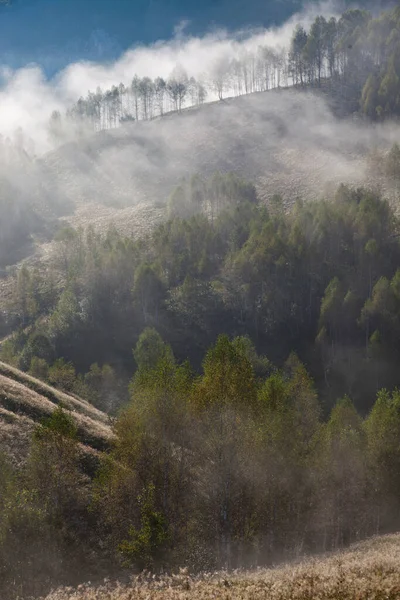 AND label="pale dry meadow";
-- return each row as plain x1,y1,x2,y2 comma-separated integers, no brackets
43,534,400,600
